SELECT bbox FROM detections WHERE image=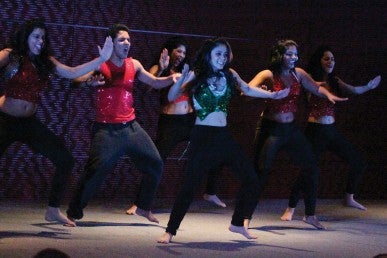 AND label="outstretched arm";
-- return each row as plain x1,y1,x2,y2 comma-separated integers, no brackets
72,72,106,88
232,69,289,99
297,68,348,104
168,64,193,102
337,75,381,95
135,59,178,89
52,36,113,79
